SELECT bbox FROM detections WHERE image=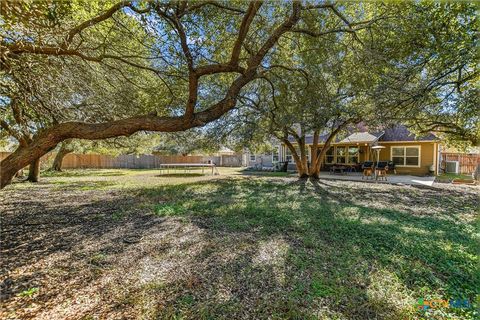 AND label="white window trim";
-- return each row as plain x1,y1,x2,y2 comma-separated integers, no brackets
390,145,421,167
285,147,311,164
335,146,348,164
249,154,256,162
285,147,294,163
272,152,279,163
